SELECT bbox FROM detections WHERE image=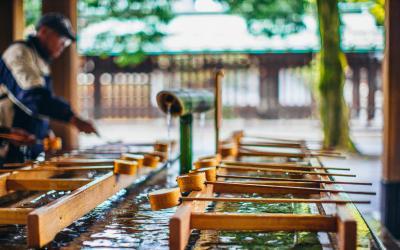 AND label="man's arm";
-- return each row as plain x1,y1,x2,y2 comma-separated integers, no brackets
2,44,97,134
2,43,74,122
